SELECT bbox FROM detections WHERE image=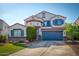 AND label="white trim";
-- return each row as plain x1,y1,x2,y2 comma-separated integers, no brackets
51,16,65,27
63,30,66,37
